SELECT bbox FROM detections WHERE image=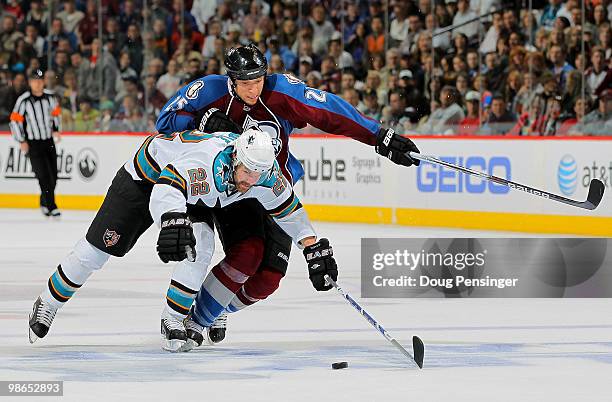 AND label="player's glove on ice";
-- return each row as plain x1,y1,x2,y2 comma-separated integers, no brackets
303,238,338,291
157,212,196,263
375,128,420,167
198,108,243,134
